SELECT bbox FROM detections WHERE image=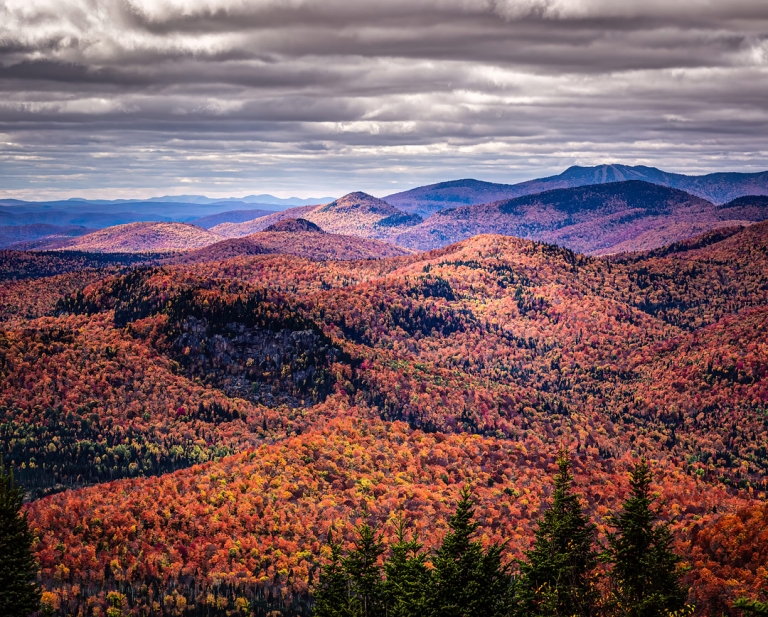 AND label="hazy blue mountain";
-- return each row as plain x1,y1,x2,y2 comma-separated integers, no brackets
0,224,90,249
140,194,335,206
191,209,274,229
0,200,261,228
